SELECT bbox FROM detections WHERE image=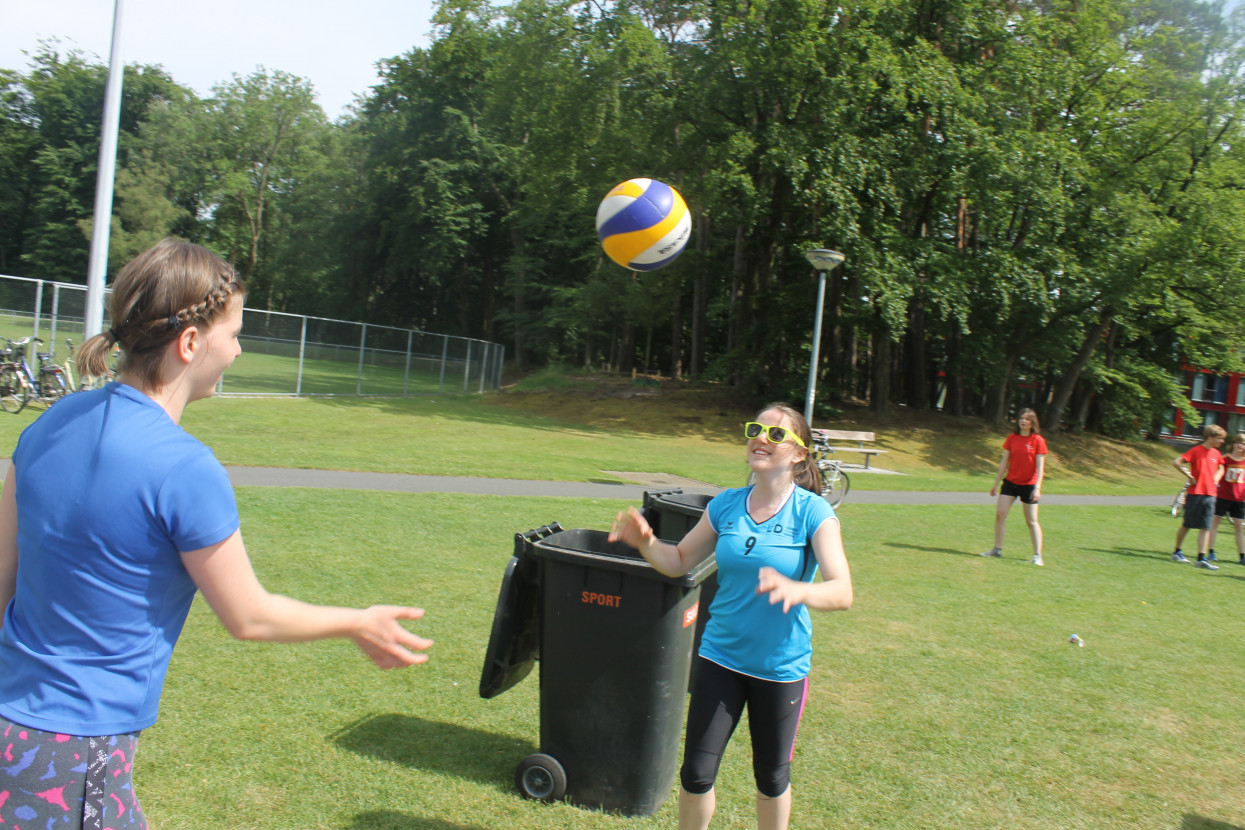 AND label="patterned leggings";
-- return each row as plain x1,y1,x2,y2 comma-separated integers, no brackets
0,716,146,829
